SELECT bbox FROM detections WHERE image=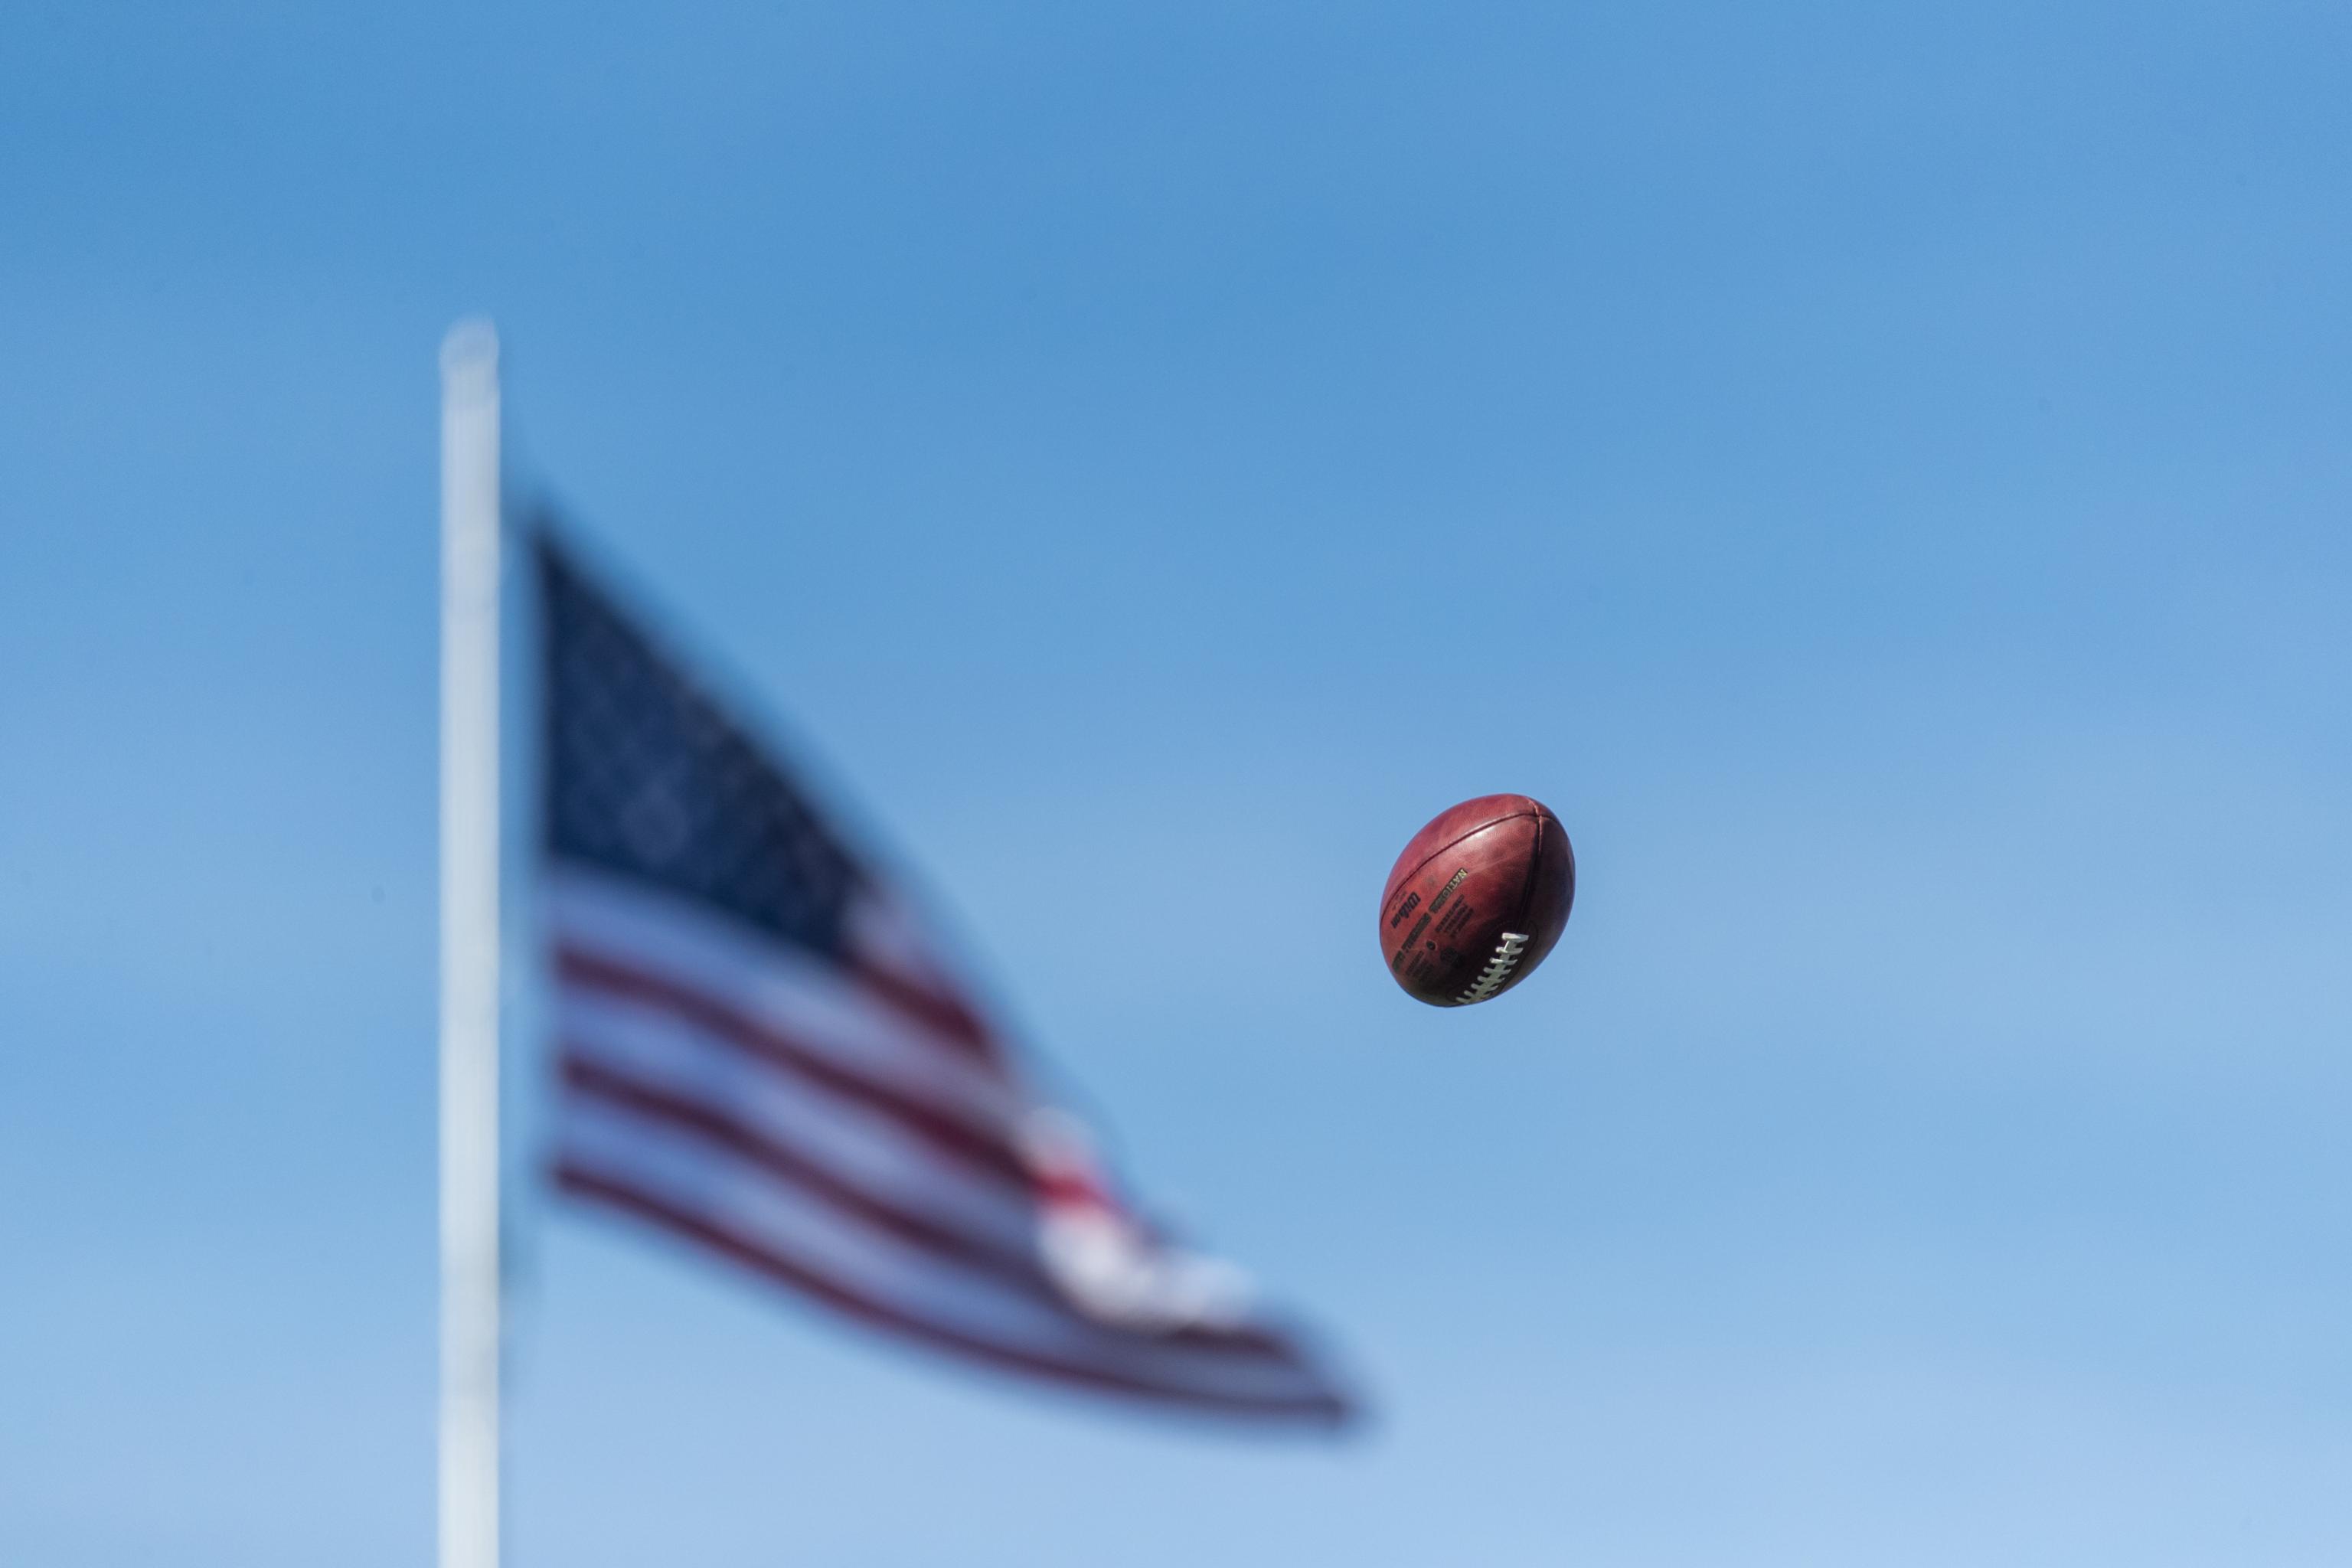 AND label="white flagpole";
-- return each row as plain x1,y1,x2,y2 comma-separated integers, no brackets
439,319,503,1568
